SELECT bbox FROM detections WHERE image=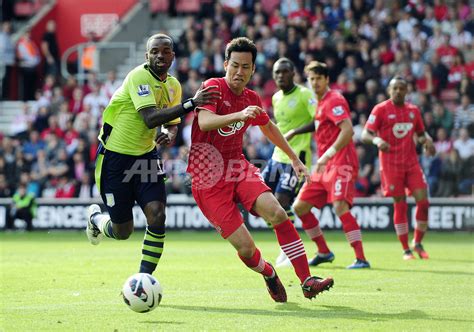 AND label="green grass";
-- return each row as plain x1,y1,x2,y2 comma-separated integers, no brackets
1,231,473,331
